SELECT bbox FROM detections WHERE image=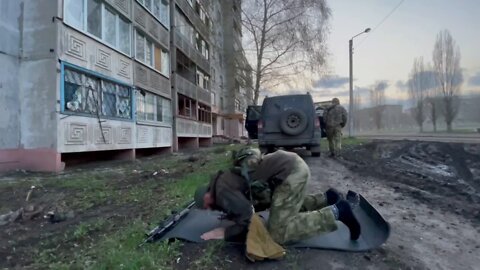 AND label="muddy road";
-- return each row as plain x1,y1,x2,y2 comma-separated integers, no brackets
303,140,480,270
